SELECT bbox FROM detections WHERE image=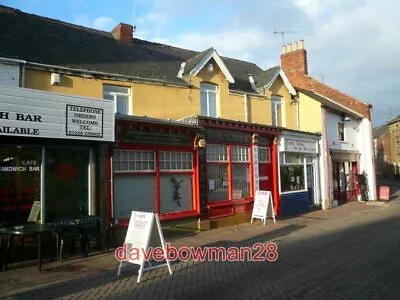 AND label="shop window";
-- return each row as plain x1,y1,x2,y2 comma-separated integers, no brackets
113,149,194,221
0,146,41,223
280,153,305,192
200,83,218,117
271,95,282,127
207,144,251,202
258,147,270,163
114,150,155,172
338,122,345,141
103,84,130,115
